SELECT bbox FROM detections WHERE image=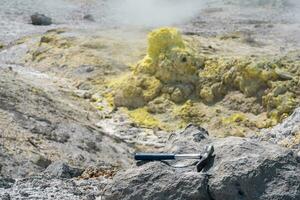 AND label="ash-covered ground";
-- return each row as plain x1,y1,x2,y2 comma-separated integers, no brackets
0,0,299,199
